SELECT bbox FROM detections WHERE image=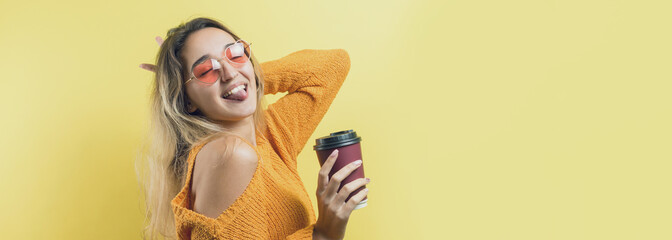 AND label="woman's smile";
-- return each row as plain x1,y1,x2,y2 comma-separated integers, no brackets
221,82,249,102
